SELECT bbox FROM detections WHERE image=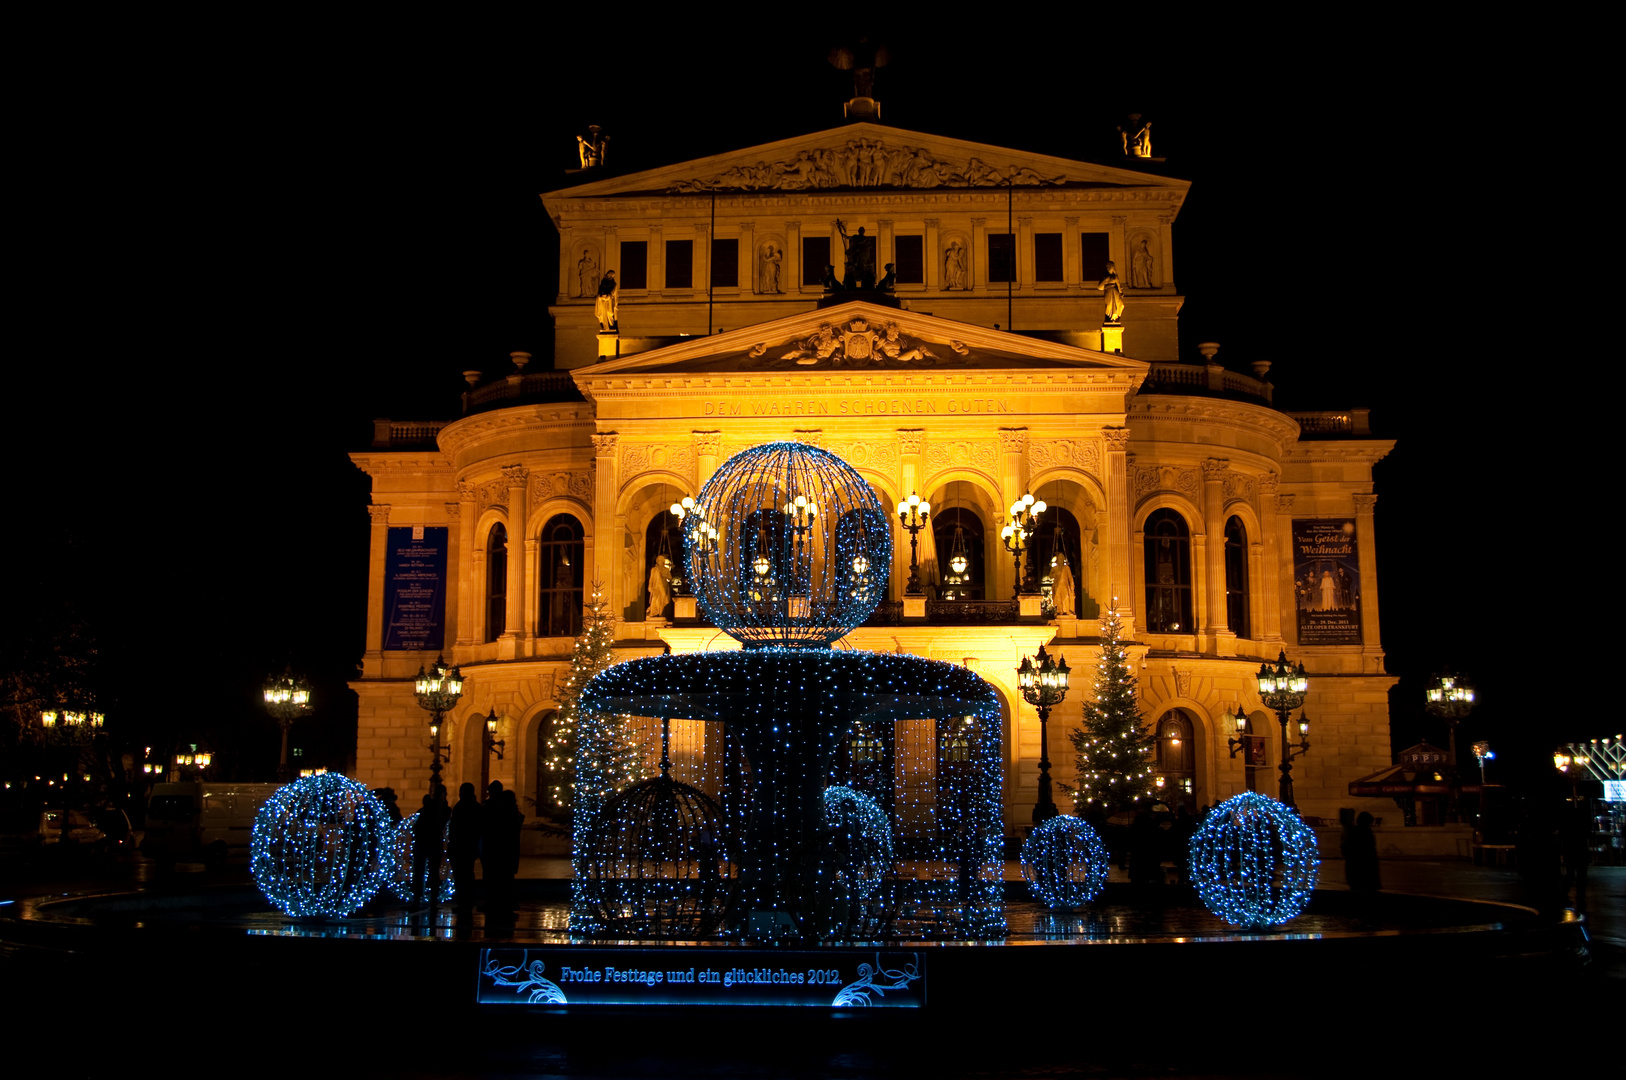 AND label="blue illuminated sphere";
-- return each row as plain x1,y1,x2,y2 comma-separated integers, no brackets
251,774,392,918
1189,791,1320,928
387,812,456,903
688,442,892,647
1021,816,1109,909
